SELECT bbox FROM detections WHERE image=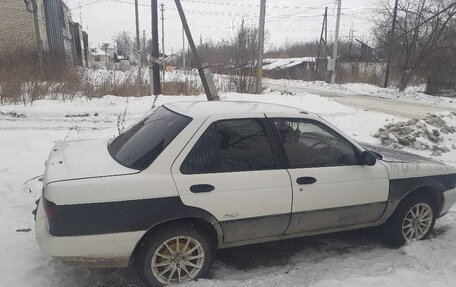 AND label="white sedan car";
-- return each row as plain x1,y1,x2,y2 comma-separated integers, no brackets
35,101,456,286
